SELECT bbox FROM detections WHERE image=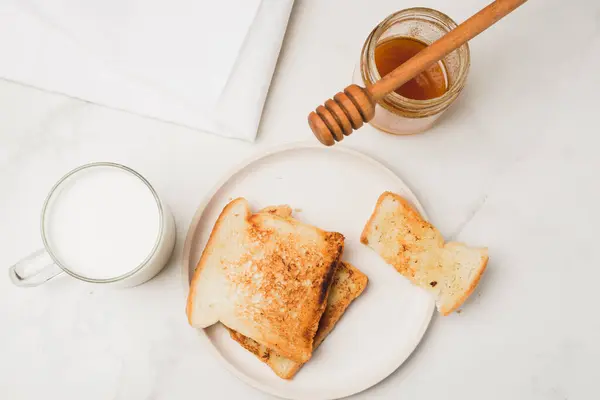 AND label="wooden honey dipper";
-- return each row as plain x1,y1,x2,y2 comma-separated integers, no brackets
309,0,528,146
